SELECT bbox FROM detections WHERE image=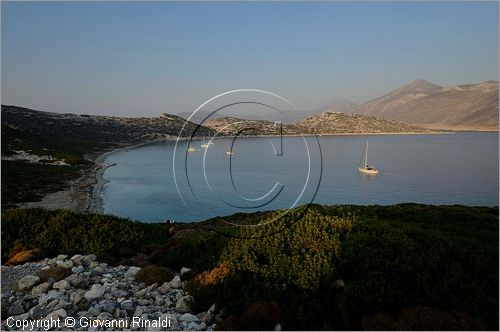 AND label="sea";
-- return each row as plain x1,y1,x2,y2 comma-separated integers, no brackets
101,132,499,222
